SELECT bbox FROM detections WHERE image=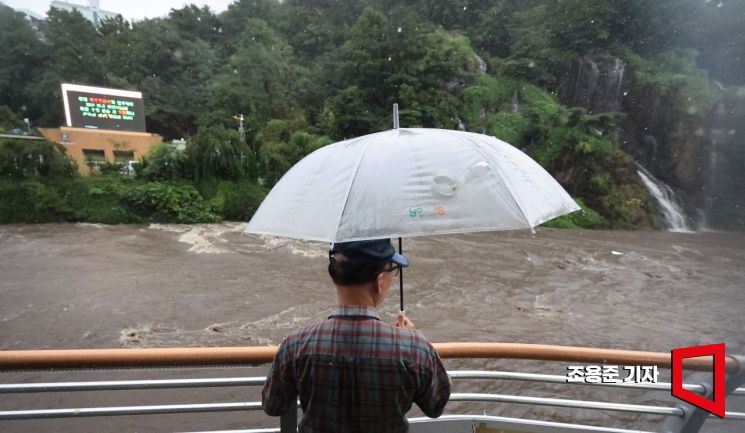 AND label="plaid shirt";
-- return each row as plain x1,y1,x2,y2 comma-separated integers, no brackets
262,305,450,433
